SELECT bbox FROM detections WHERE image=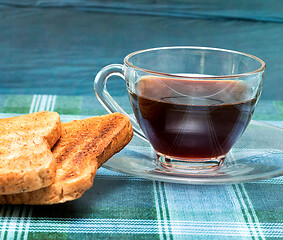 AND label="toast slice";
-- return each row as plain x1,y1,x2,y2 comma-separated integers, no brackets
0,113,133,204
0,111,61,195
